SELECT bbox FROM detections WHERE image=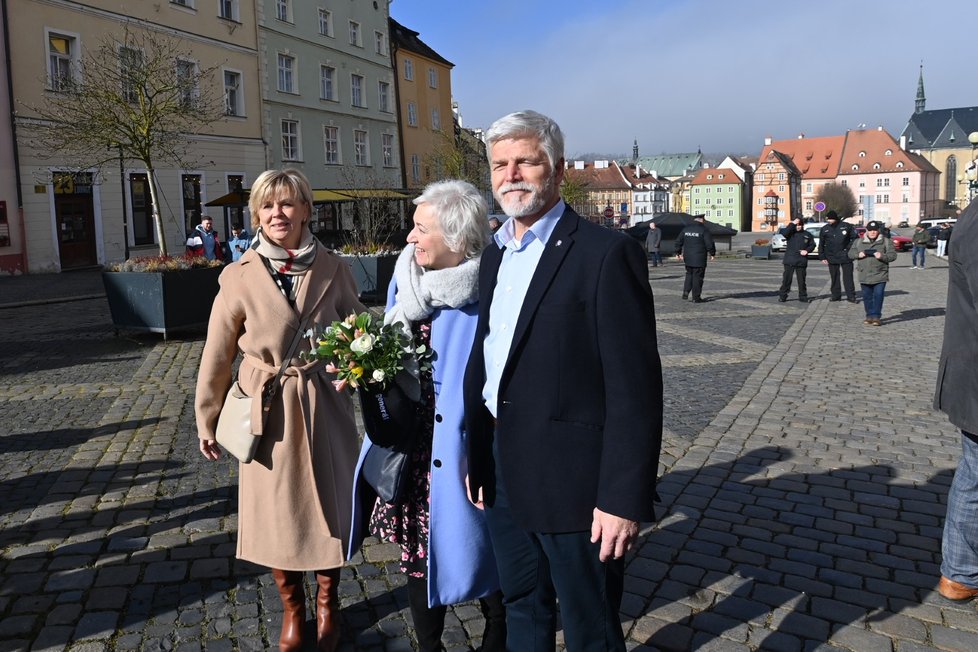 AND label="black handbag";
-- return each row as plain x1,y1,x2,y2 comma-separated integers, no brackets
357,381,419,447
361,437,414,504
